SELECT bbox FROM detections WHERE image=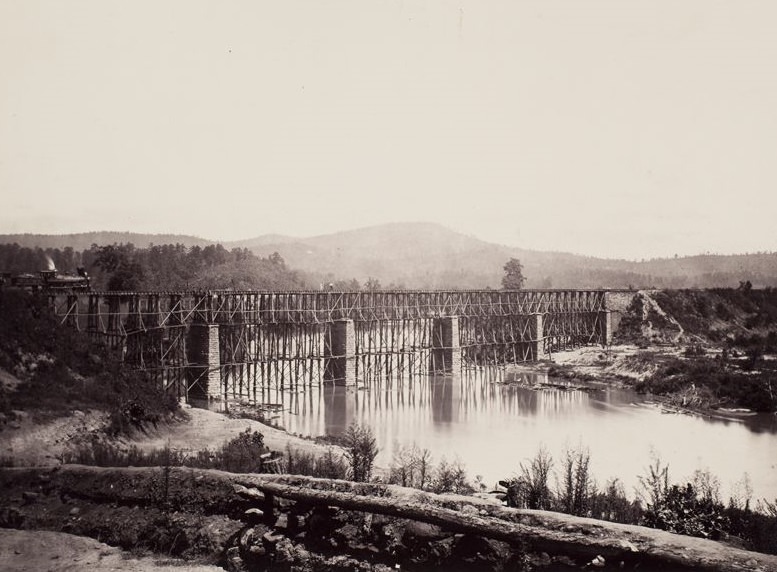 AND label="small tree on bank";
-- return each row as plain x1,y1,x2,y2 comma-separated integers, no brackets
502,258,526,289
343,423,379,482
